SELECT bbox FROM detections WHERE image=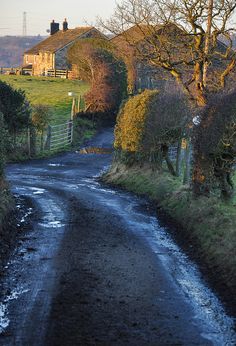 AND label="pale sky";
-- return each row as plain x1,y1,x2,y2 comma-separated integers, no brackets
0,0,117,36
1,1,236,37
